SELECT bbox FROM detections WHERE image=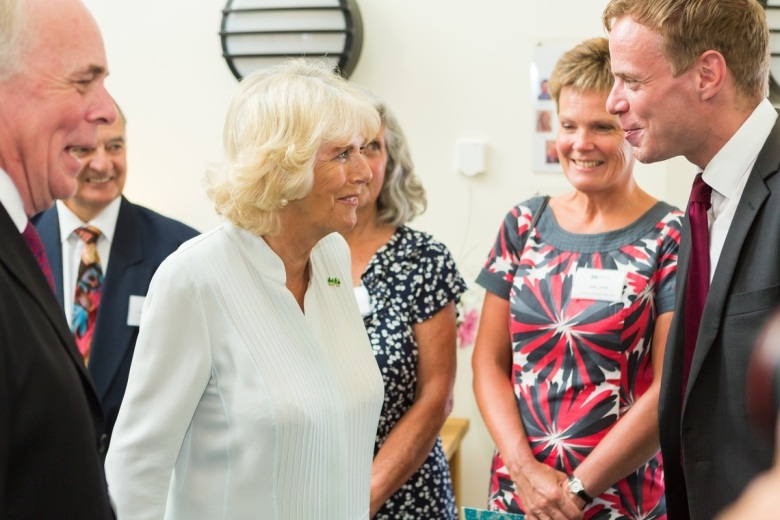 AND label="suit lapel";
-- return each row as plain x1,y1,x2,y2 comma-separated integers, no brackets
34,207,65,307
90,197,144,397
664,185,693,417
0,204,99,393
684,117,780,405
